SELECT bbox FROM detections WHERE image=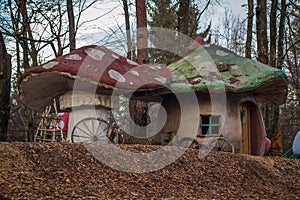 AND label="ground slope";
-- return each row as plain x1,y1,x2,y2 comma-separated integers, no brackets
0,142,299,199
